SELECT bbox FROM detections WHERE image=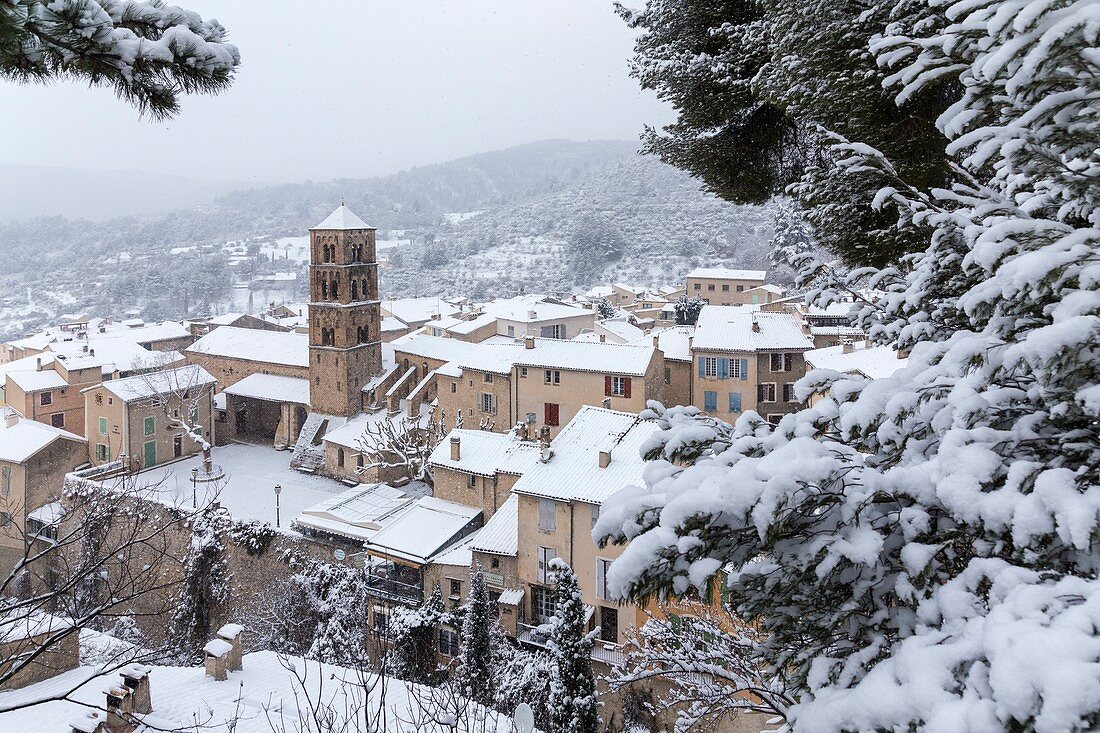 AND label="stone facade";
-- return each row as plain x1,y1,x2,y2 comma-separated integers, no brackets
185,351,308,392
308,212,383,417
432,464,520,520
686,274,767,306
0,626,79,690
